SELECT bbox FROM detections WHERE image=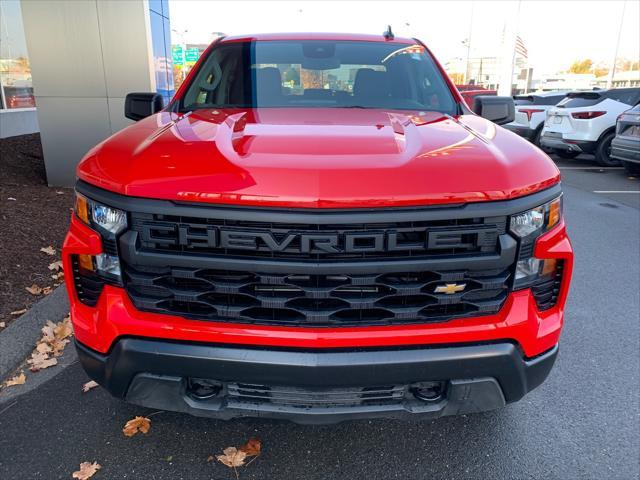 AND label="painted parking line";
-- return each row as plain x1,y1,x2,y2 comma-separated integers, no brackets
593,190,640,194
